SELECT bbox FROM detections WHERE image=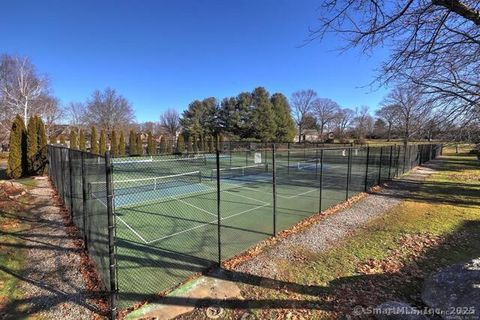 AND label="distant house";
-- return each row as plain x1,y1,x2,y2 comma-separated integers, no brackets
297,130,335,142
